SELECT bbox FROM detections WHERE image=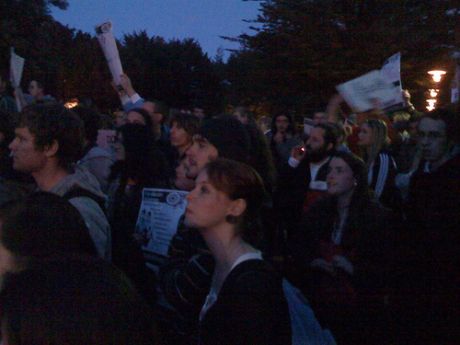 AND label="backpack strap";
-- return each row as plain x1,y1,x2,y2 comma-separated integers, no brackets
63,187,106,215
